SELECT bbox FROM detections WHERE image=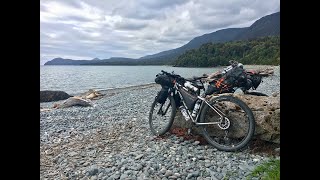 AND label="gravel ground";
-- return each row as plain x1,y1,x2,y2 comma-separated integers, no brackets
40,66,280,180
